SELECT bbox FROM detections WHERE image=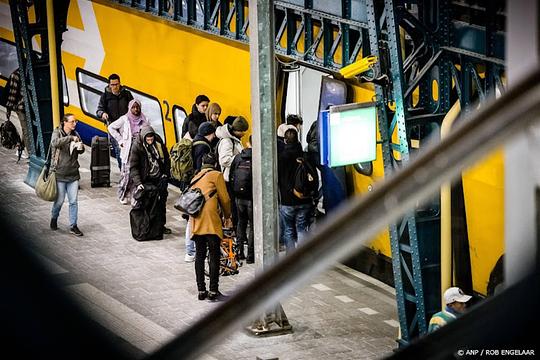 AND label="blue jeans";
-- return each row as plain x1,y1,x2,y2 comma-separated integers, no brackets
185,219,195,256
51,180,79,227
109,135,122,170
279,204,313,254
